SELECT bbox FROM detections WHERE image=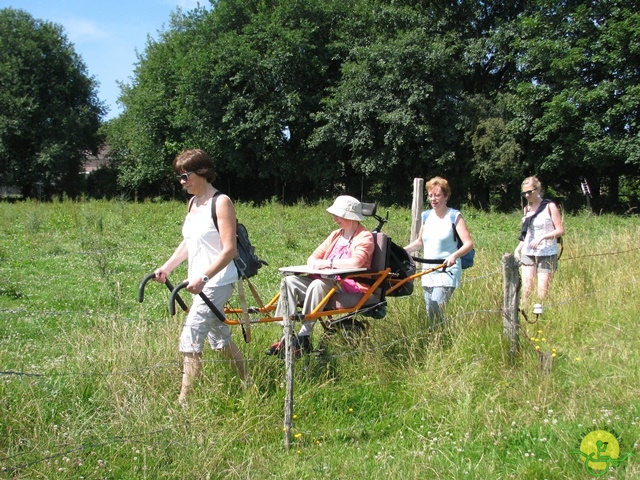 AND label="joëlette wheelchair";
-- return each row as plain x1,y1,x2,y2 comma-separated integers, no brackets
138,203,445,344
